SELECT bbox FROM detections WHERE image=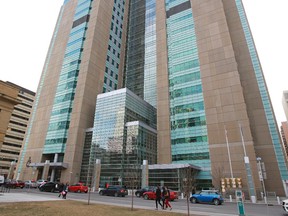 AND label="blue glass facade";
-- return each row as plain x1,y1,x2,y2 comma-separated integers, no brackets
44,0,93,154
80,88,157,187
125,0,157,108
165,0,211,179
103,0,126,93
235,0,288,180
144,0,157,107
